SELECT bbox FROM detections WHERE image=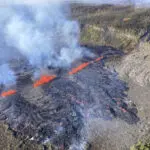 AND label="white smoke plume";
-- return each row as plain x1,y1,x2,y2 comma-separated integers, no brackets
0,0,149,6
5,4,85,68
0,64,16,86
0,1,90,86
